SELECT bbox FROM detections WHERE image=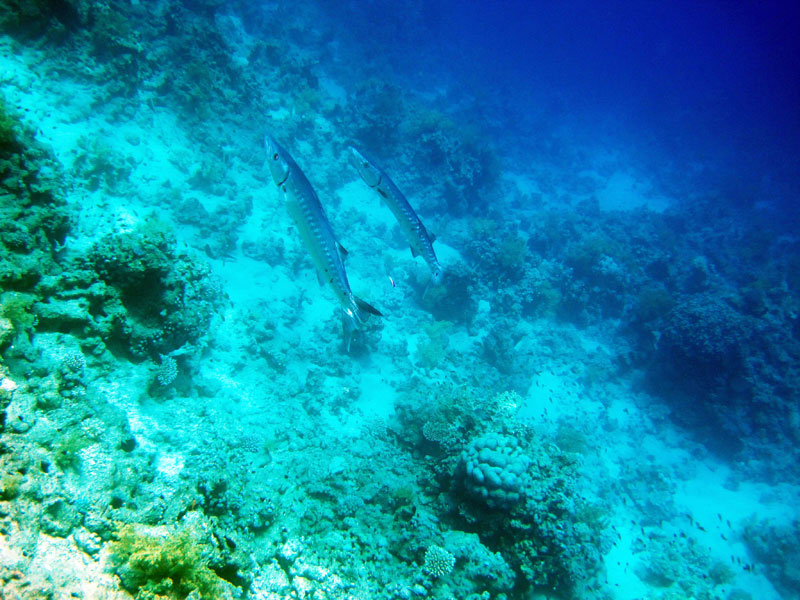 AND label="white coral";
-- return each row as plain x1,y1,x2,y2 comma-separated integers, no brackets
423,545,455,578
